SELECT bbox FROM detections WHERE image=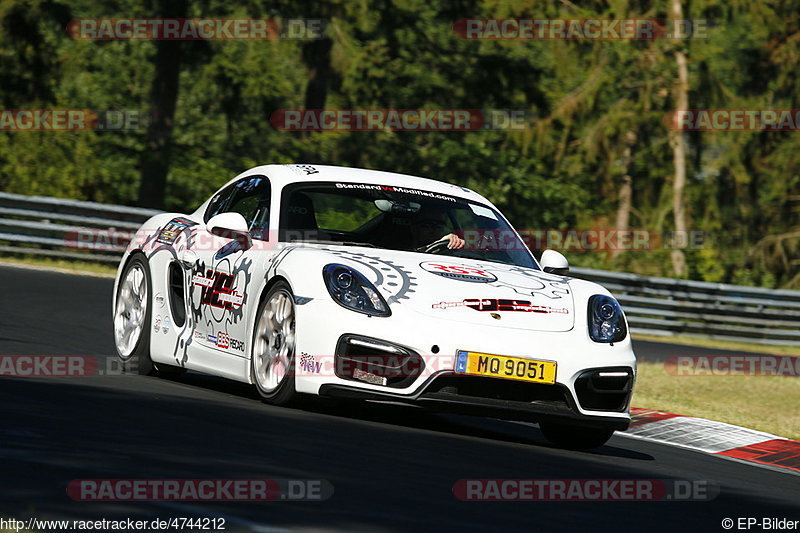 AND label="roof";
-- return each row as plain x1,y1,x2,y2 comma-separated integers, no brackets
192,163,495,217
266,164,487,202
